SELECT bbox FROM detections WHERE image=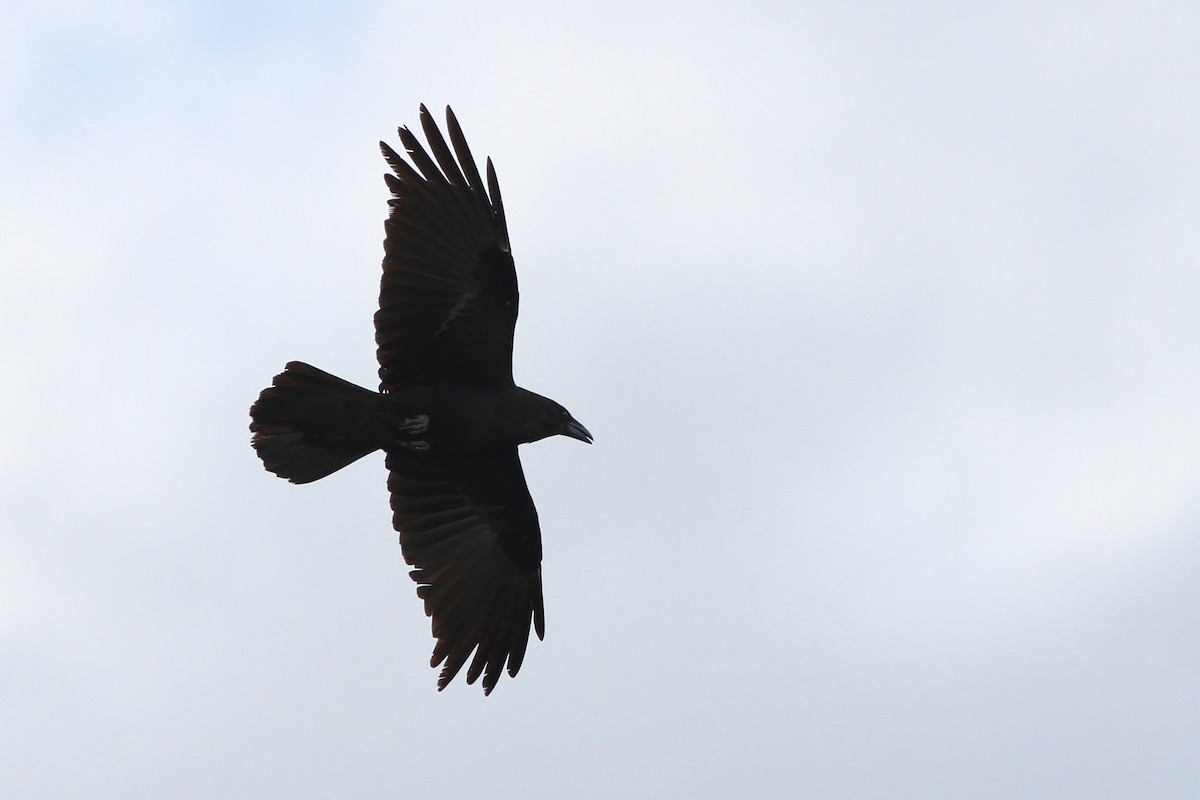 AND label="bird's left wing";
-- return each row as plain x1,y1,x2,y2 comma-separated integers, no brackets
387,448,545,695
